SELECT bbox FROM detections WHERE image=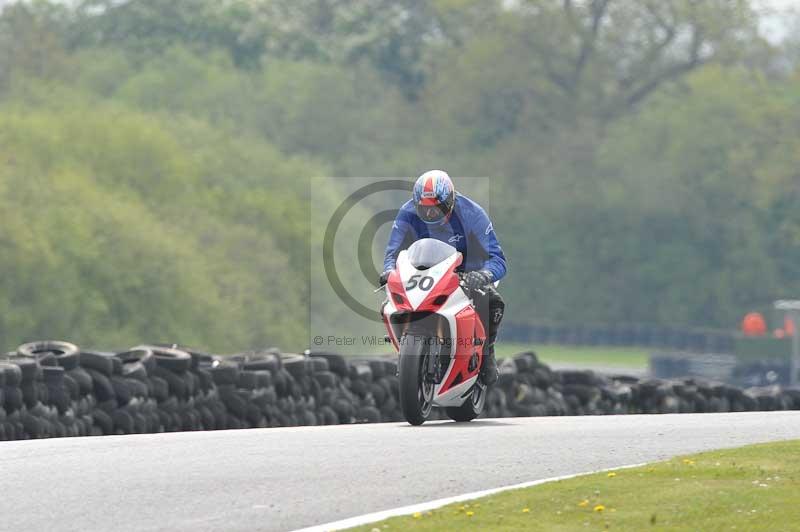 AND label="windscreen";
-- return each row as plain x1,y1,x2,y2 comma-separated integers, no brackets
406,238,457,269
